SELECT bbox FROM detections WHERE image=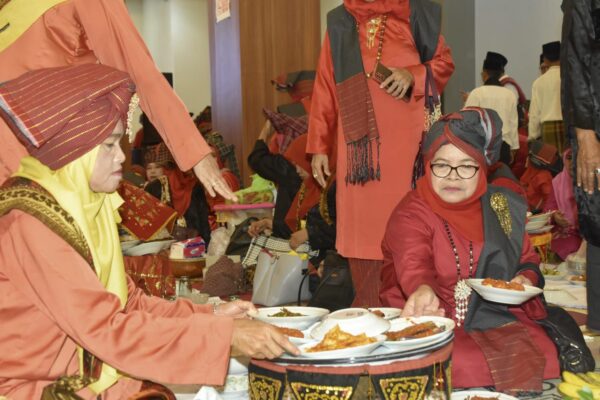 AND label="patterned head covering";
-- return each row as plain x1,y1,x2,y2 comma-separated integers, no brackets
423,107,503,168
144,142,175,167
0,64,137,170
